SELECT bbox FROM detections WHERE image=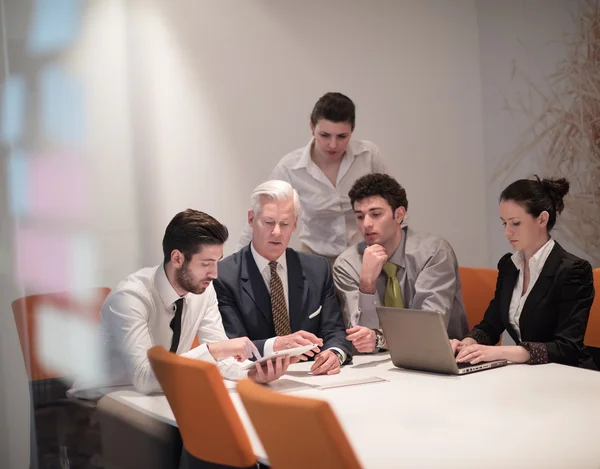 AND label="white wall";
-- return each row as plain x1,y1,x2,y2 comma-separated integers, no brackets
0,0,138,467
125,0,489,268
1,1,494,467
4,2,597,465
477,0,595,266
77,0,141,286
